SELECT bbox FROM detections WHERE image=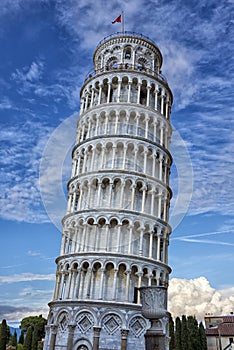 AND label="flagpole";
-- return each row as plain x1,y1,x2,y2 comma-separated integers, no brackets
122,10,124,33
